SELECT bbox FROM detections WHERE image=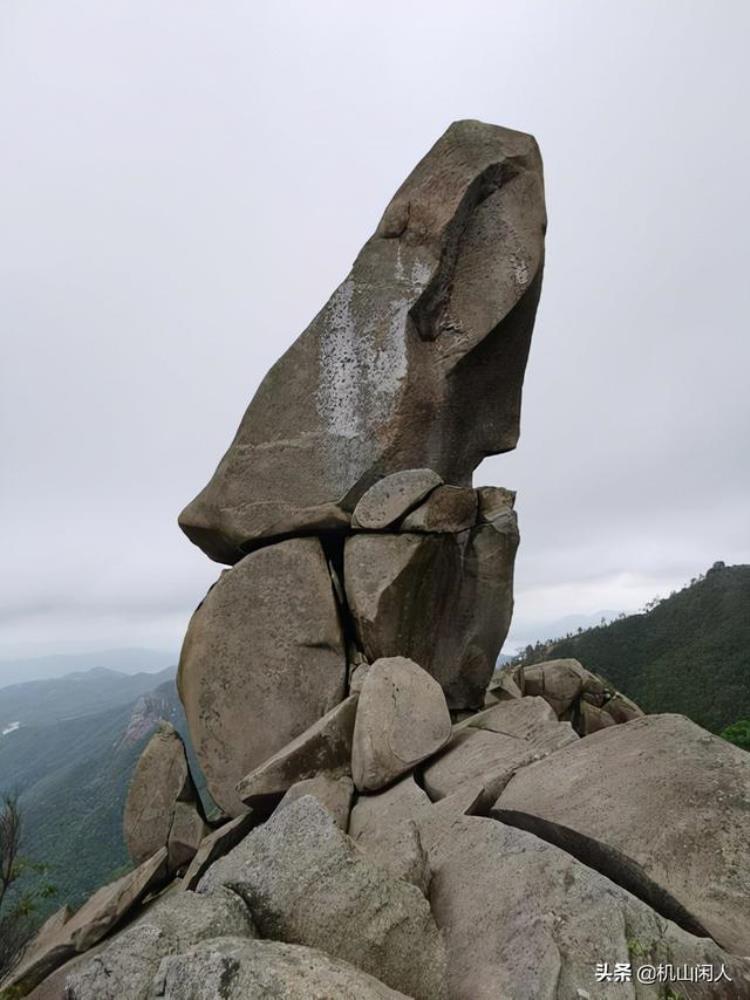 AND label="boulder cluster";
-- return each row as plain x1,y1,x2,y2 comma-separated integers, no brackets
6,120,749,1000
